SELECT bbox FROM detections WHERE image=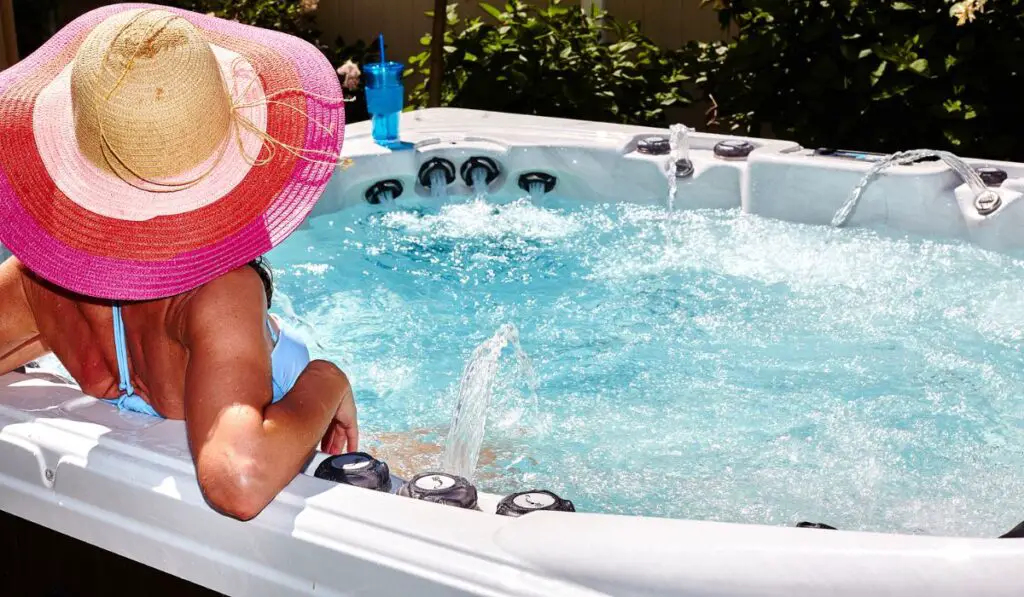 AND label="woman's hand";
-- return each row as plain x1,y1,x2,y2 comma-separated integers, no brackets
320,376,358,455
